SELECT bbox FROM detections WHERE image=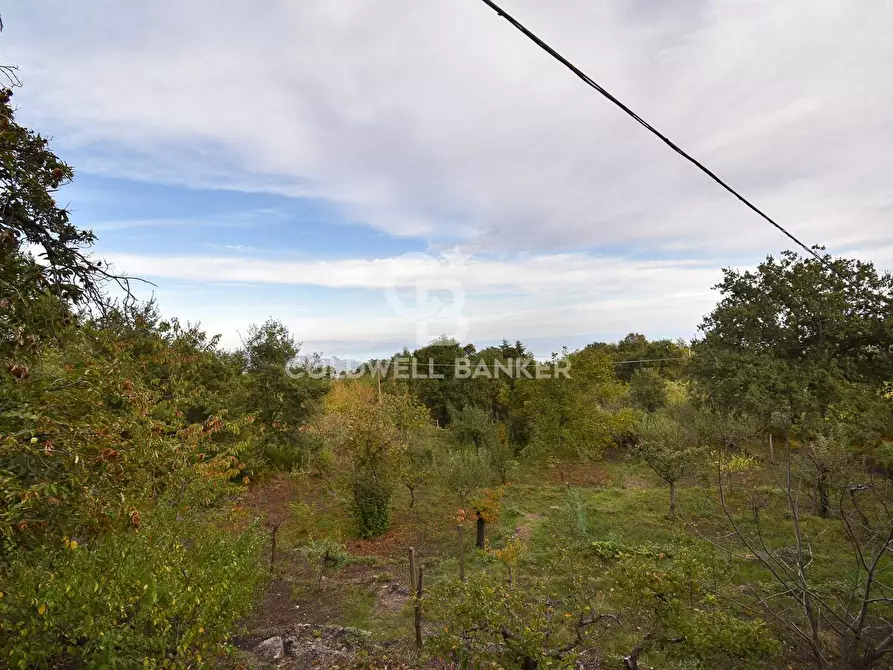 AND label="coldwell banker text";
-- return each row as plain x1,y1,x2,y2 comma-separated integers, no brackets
293,357,572,380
